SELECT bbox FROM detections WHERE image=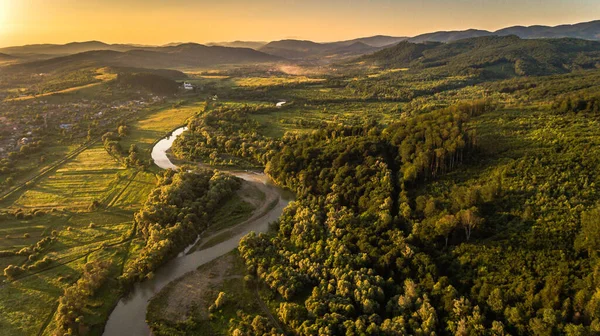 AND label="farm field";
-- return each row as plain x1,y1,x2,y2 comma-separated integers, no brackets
11,144,126,210
0,144,80,199
234,76,326,87
0,100,206,335
4,68,117,102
